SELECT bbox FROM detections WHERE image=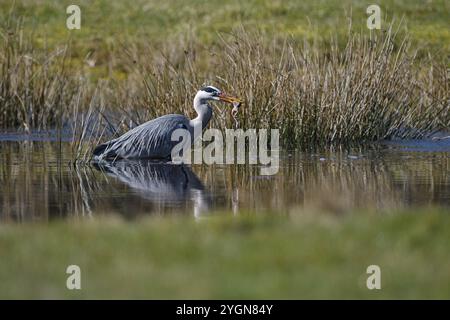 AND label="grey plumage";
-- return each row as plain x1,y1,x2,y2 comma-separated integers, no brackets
93,114,190,160
92,86,239,161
